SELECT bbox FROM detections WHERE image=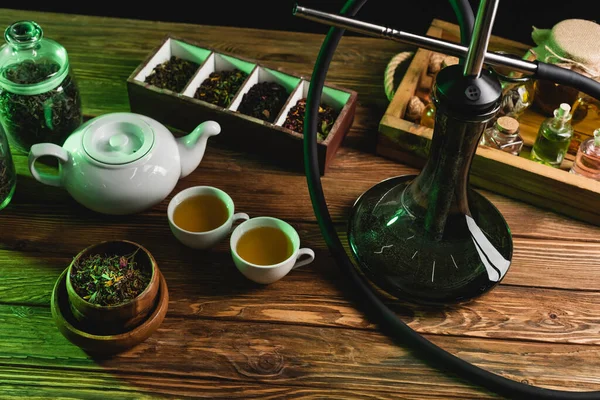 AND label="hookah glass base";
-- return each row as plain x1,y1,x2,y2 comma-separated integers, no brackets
348,175,513,305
